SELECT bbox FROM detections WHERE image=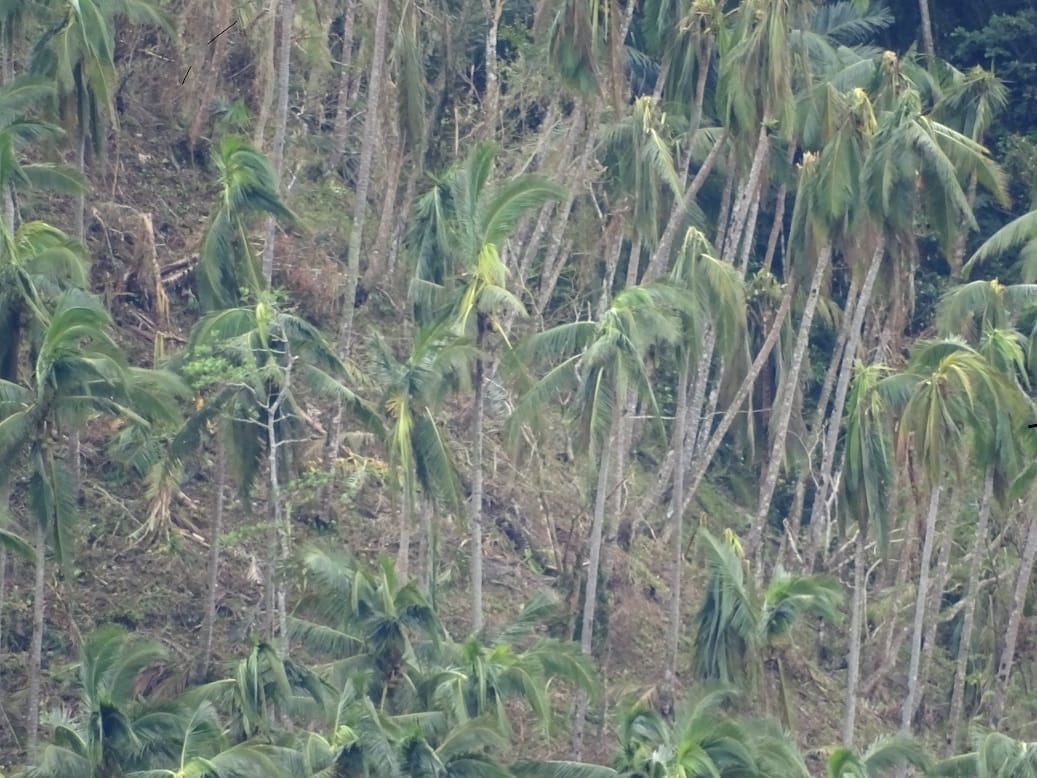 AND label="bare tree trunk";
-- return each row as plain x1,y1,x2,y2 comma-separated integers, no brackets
948,467,993,753
369,124,404,280
746,241,833,564
722,125,770,263
713,153,735,252
261,0,294,285
199,435,227,681
990,501,1037,727
843,527,866,745
915,491,956,721
901,486,941,734
331,0,358,167
26,520,46,758
253,0,279,148
572,421,613,760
